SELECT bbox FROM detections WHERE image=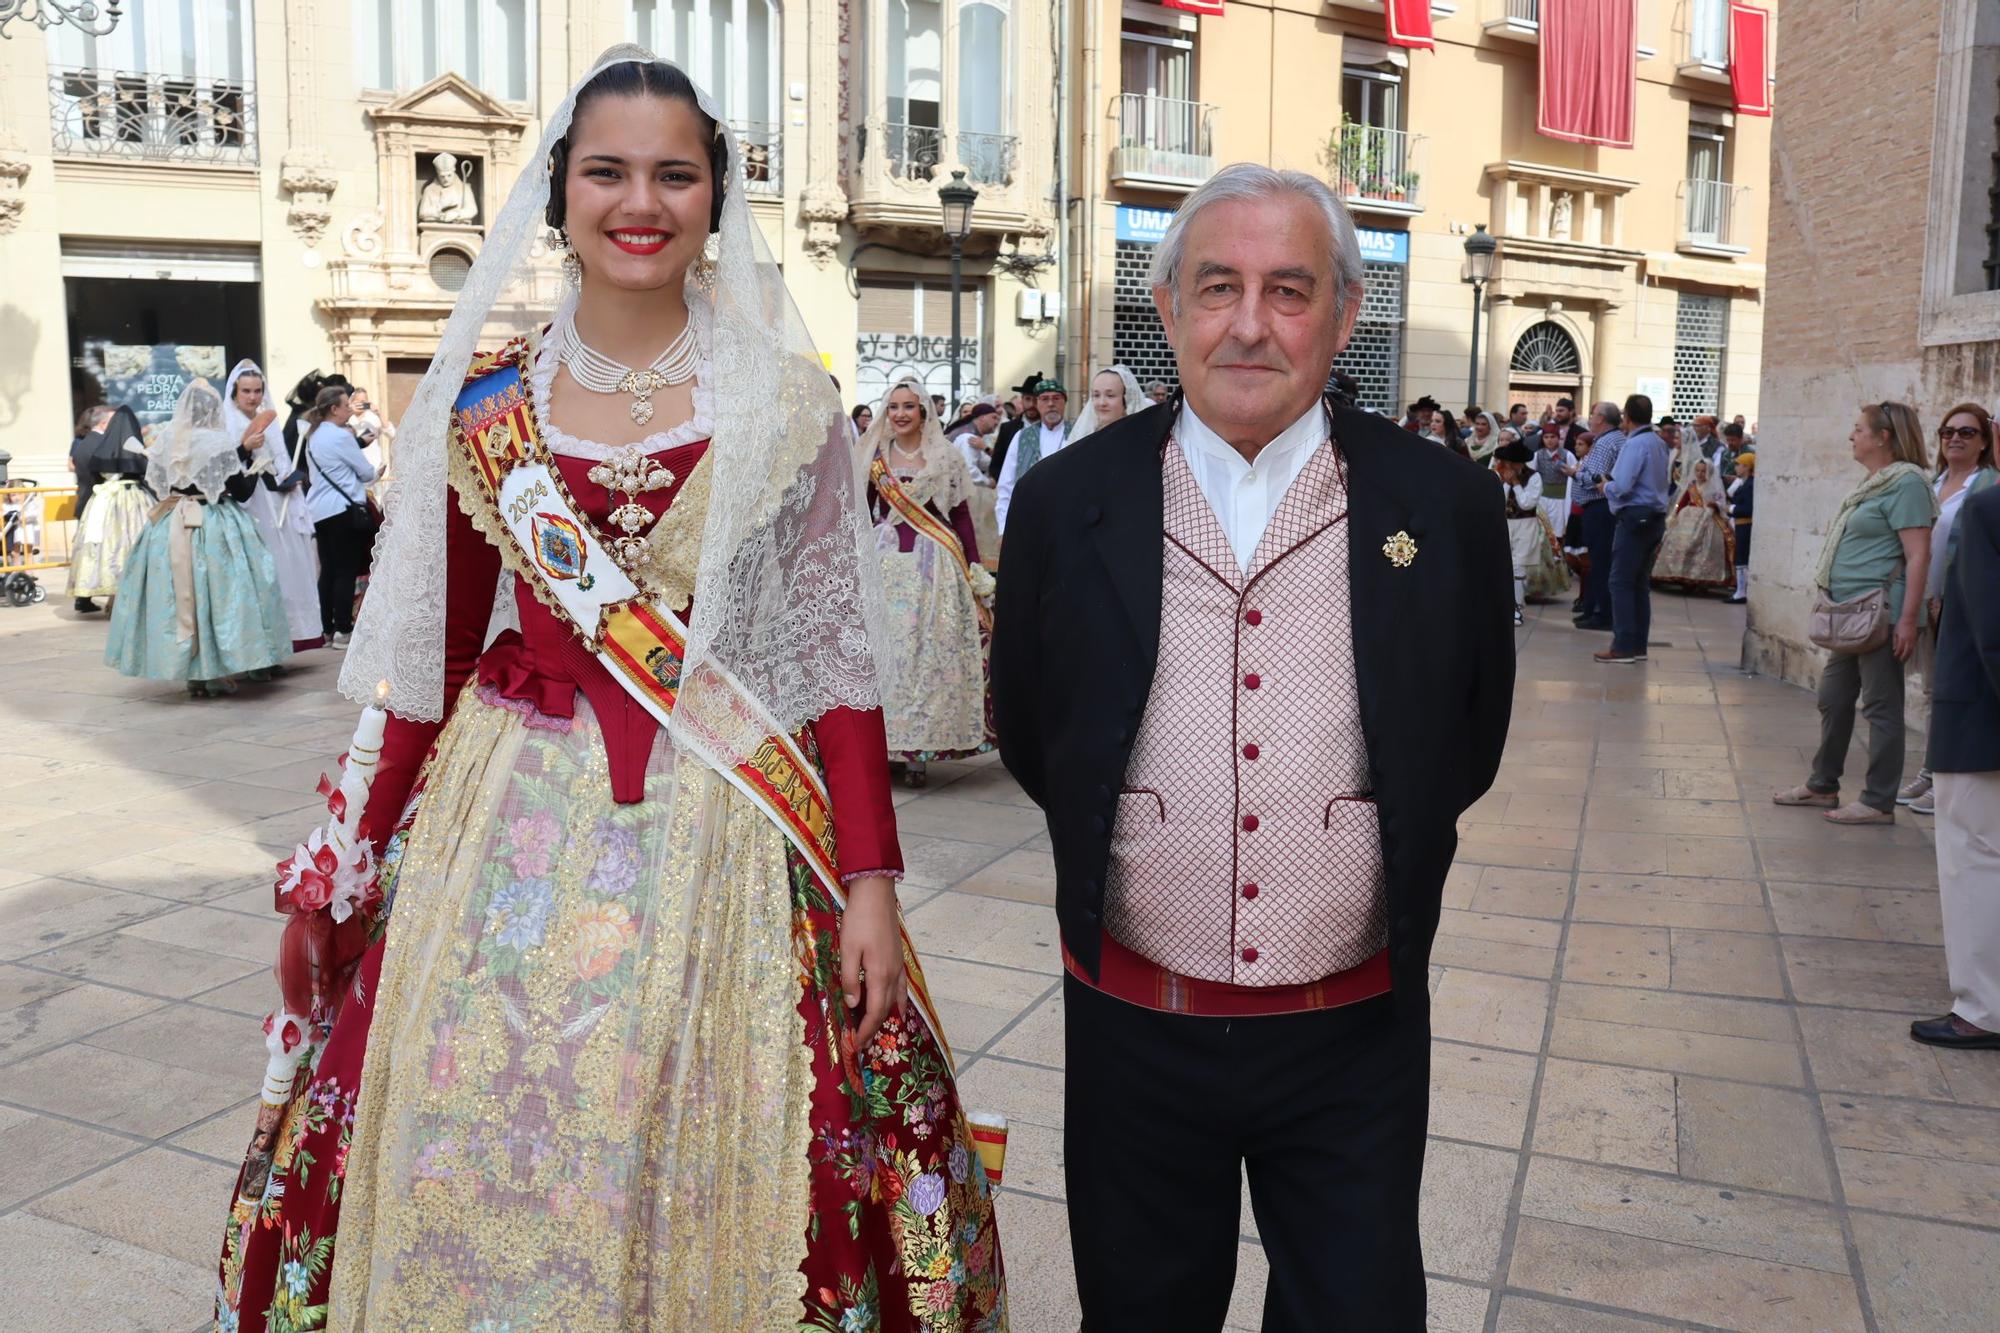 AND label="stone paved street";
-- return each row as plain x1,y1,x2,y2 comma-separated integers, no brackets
2,593,1998,1332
